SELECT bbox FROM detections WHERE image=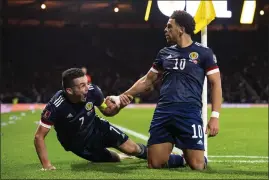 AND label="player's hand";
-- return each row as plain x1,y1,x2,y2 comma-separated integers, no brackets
206,117,219,137
119,94,132,108
41,164,56,171
108,95,121,108
105,97,118,108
